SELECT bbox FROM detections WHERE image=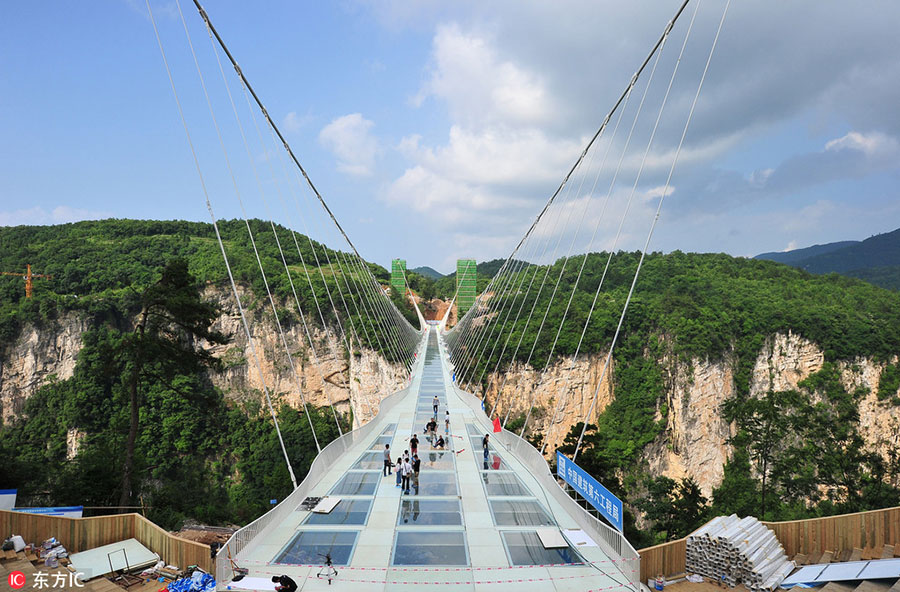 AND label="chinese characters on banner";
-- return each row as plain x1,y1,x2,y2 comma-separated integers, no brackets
556,451,623,532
